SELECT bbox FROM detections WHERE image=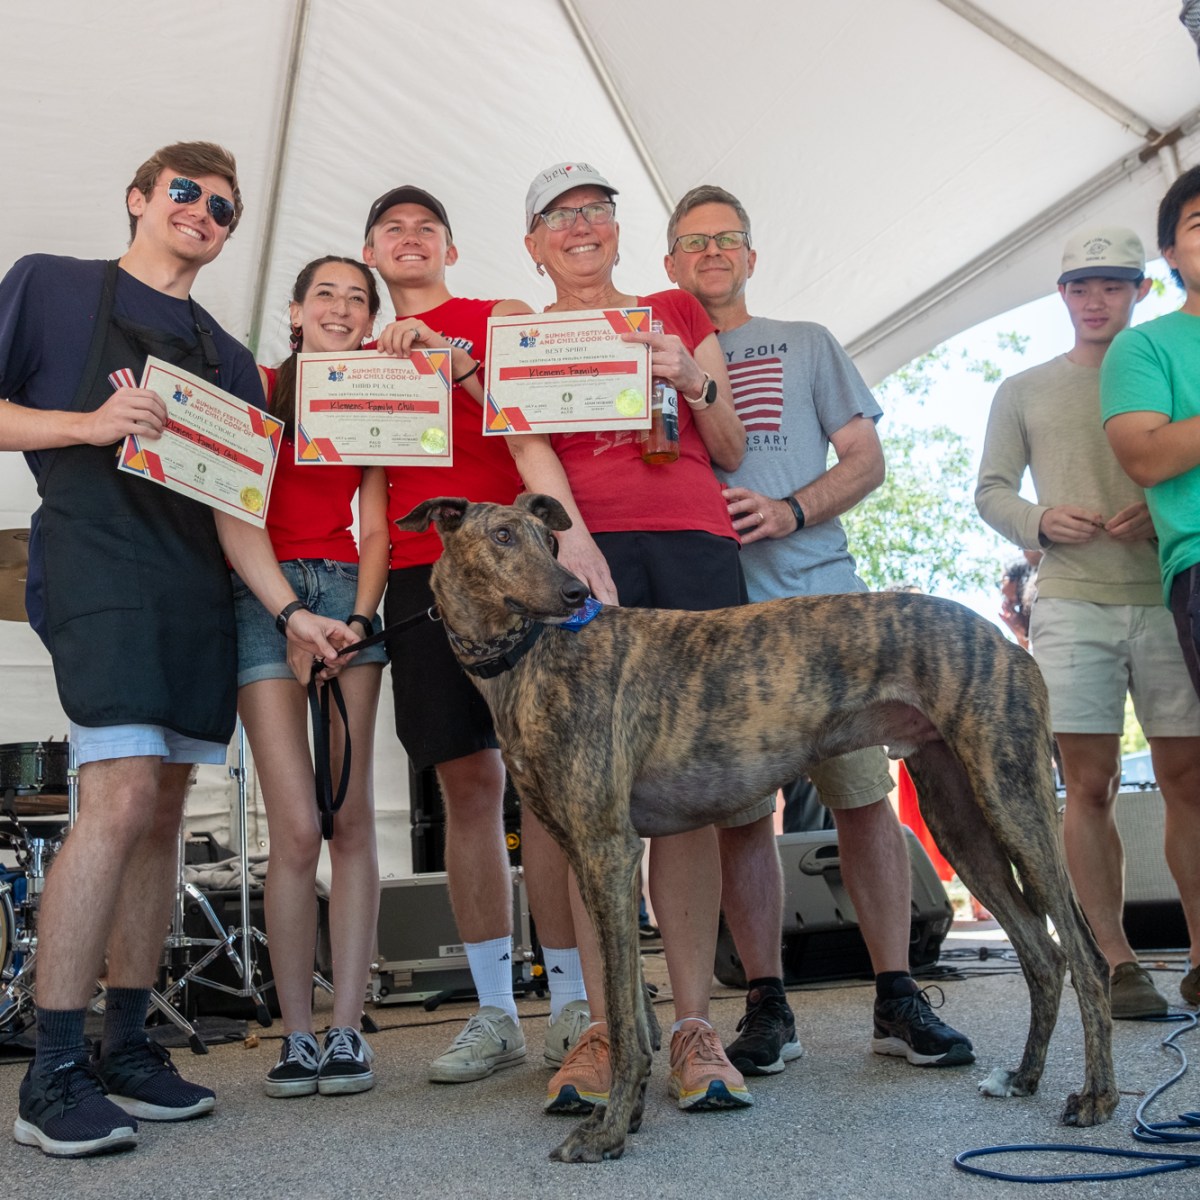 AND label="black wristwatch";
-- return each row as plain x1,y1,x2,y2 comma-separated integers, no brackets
275,600,310,636
782,495,806,532
683,372,718,409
